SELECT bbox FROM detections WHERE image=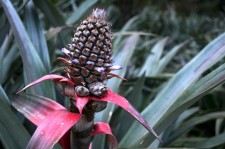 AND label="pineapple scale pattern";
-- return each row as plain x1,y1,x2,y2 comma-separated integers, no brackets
59,8,122,97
